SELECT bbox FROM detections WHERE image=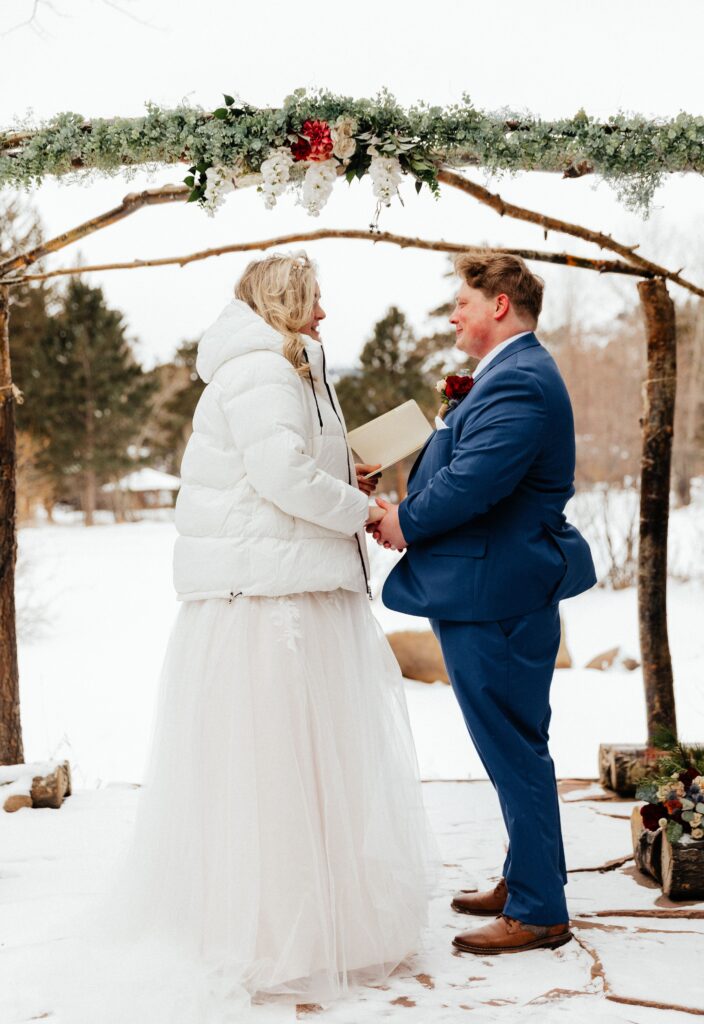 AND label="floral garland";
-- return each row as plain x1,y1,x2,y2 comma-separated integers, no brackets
185,96,436,220
3,89,704,215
